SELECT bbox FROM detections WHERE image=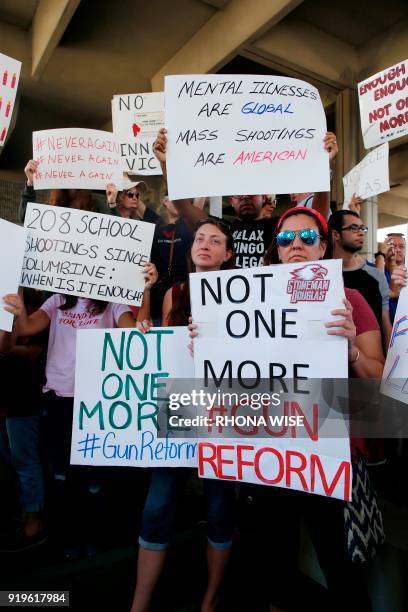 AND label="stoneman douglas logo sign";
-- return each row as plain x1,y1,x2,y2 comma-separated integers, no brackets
286,263,330,303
